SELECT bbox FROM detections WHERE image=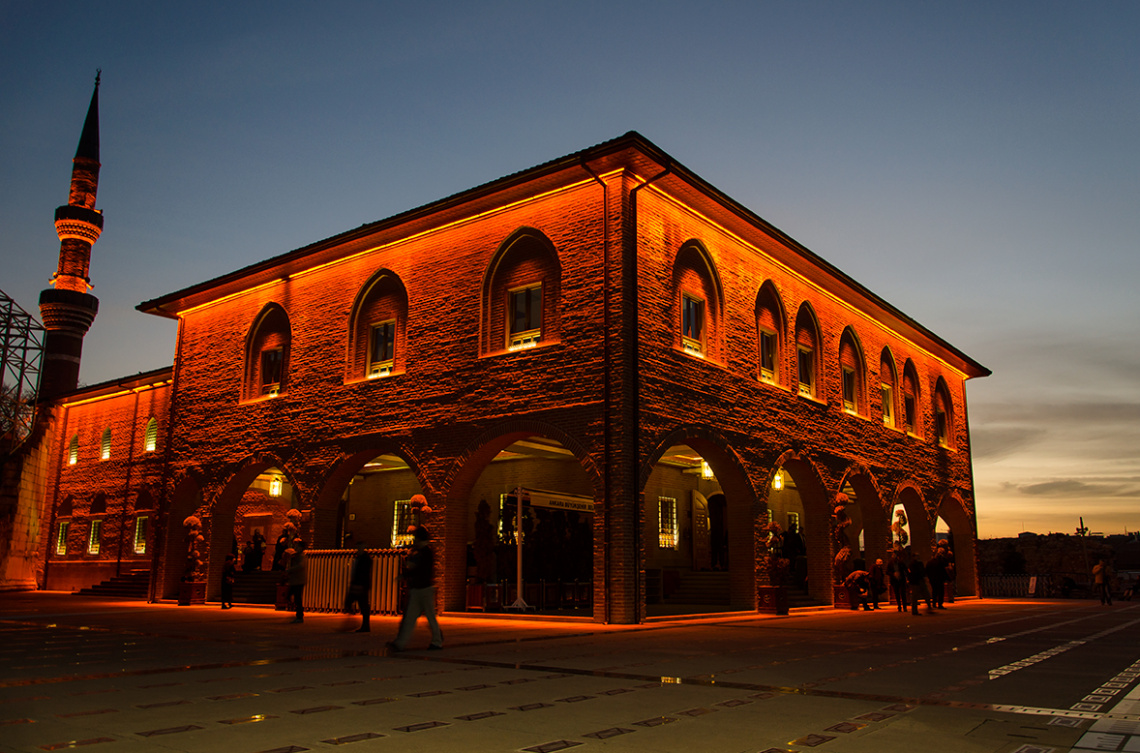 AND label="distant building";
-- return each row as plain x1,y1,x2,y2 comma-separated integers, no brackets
3,84,991,622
